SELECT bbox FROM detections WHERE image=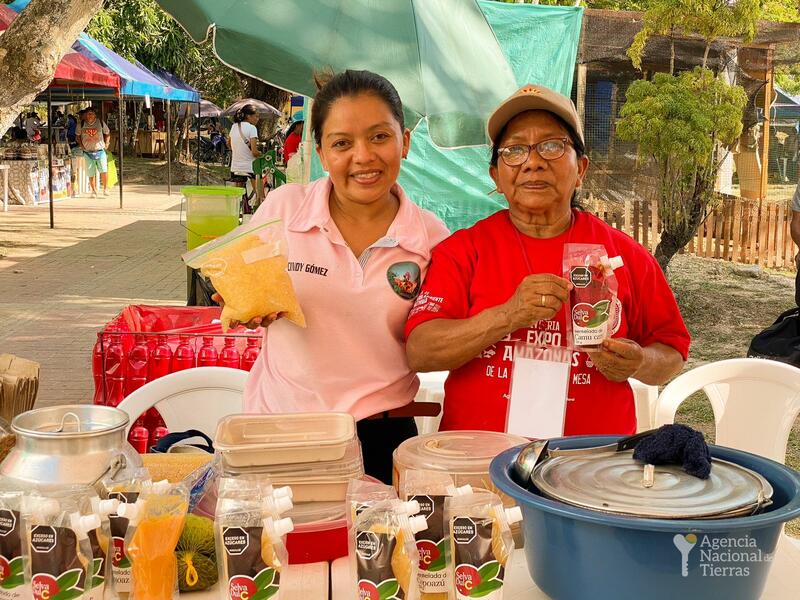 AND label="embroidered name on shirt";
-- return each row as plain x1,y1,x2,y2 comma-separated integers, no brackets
288,262,329,276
